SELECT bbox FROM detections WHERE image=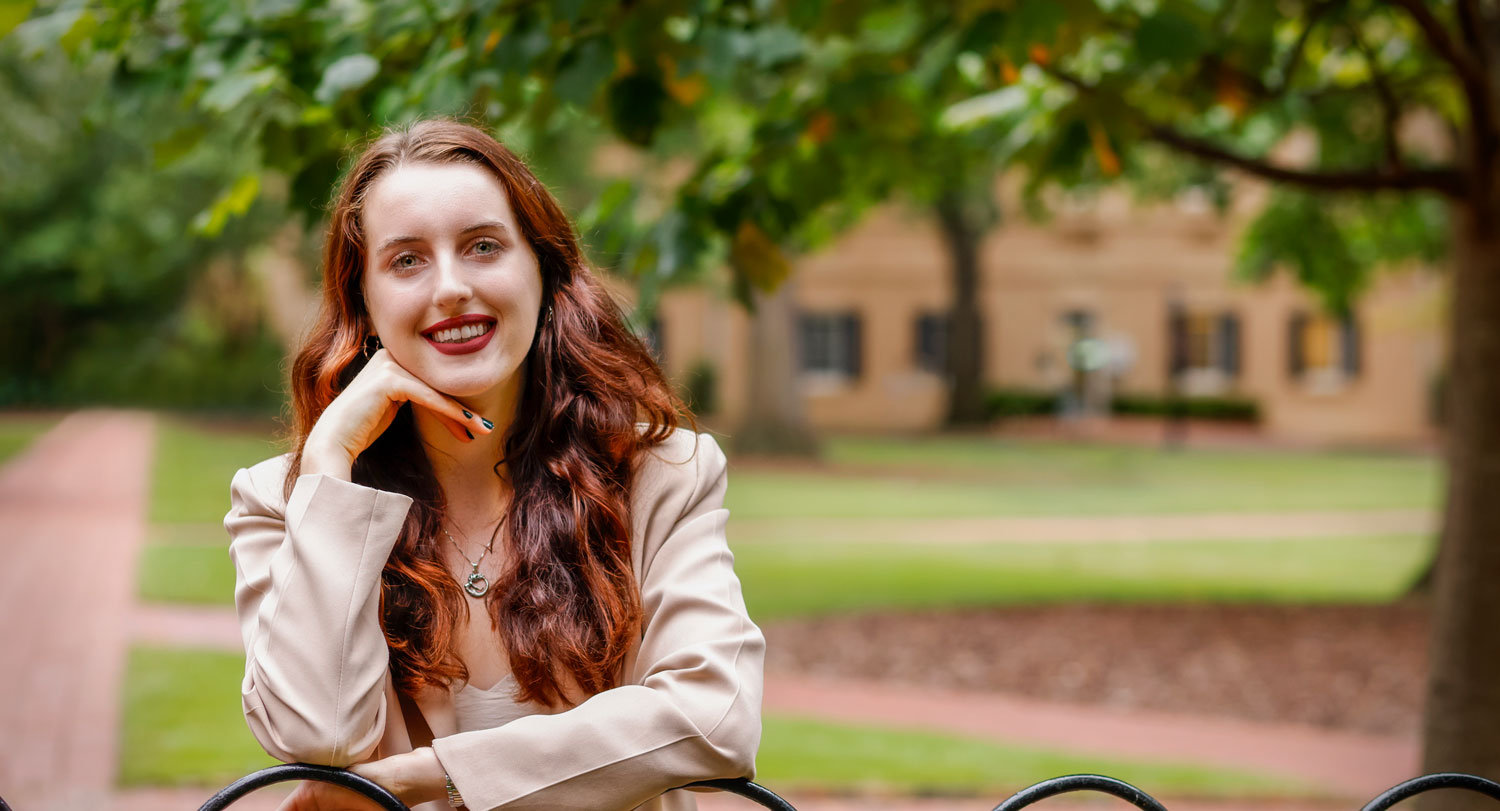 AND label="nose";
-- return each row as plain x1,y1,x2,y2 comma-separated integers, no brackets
431,250,473,309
